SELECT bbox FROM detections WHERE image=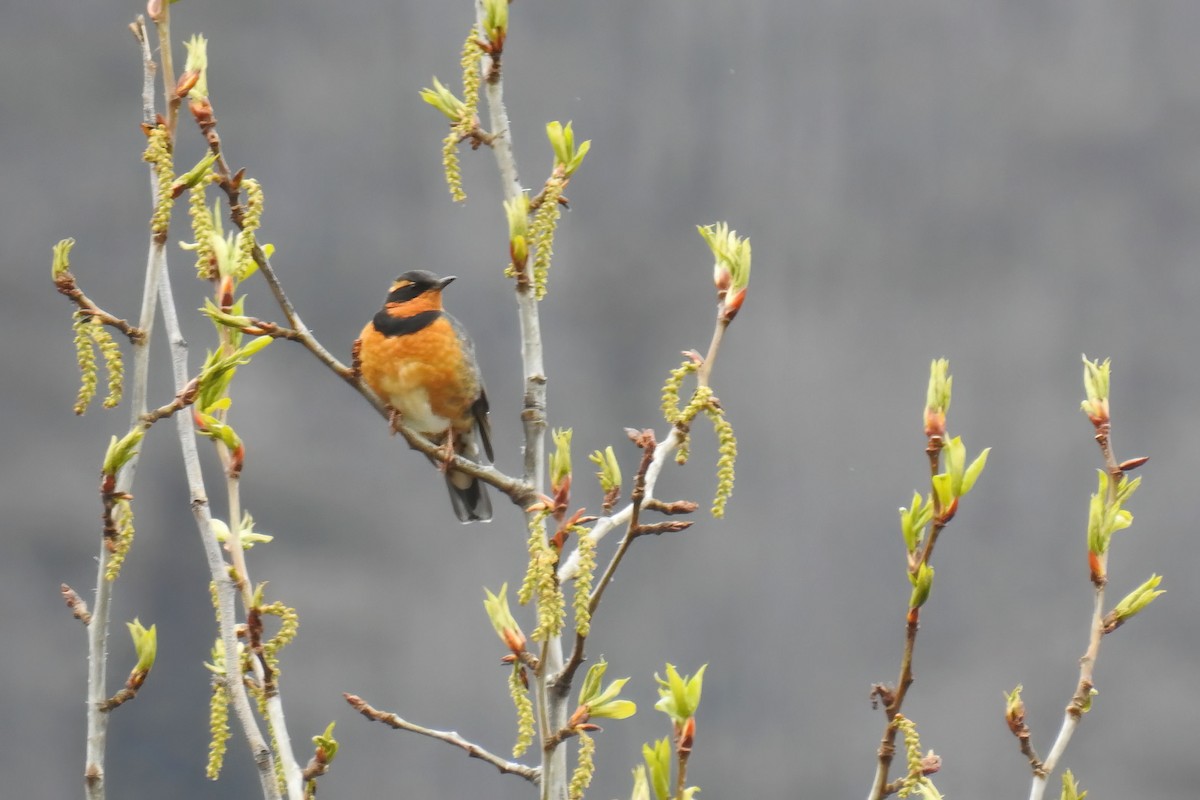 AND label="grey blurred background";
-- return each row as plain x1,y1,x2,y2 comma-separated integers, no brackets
4,0,1197,797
